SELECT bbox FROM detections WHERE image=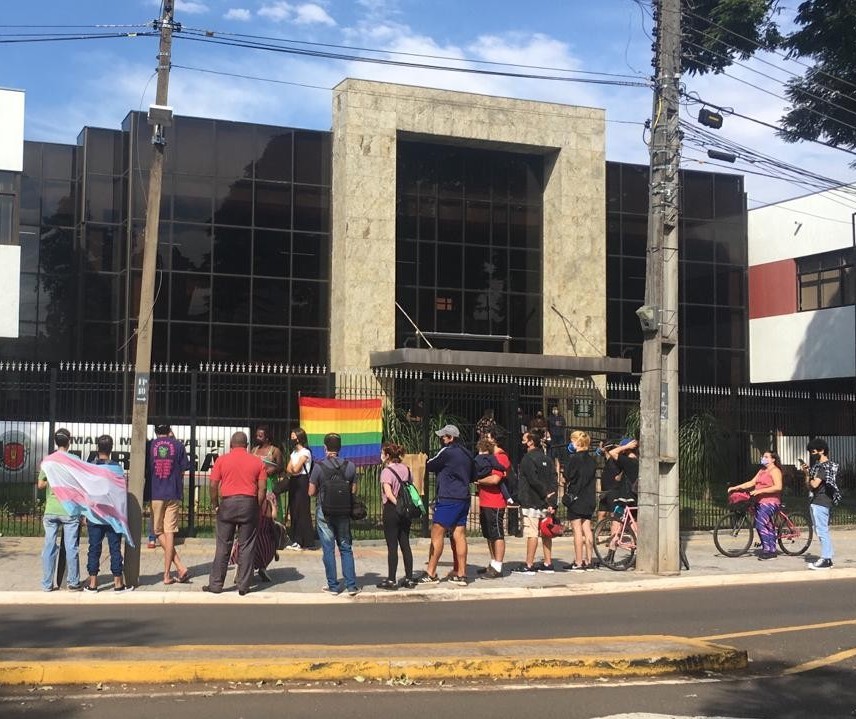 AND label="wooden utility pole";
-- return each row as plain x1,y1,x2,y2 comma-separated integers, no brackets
125,3,176,586
637,0,681,575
